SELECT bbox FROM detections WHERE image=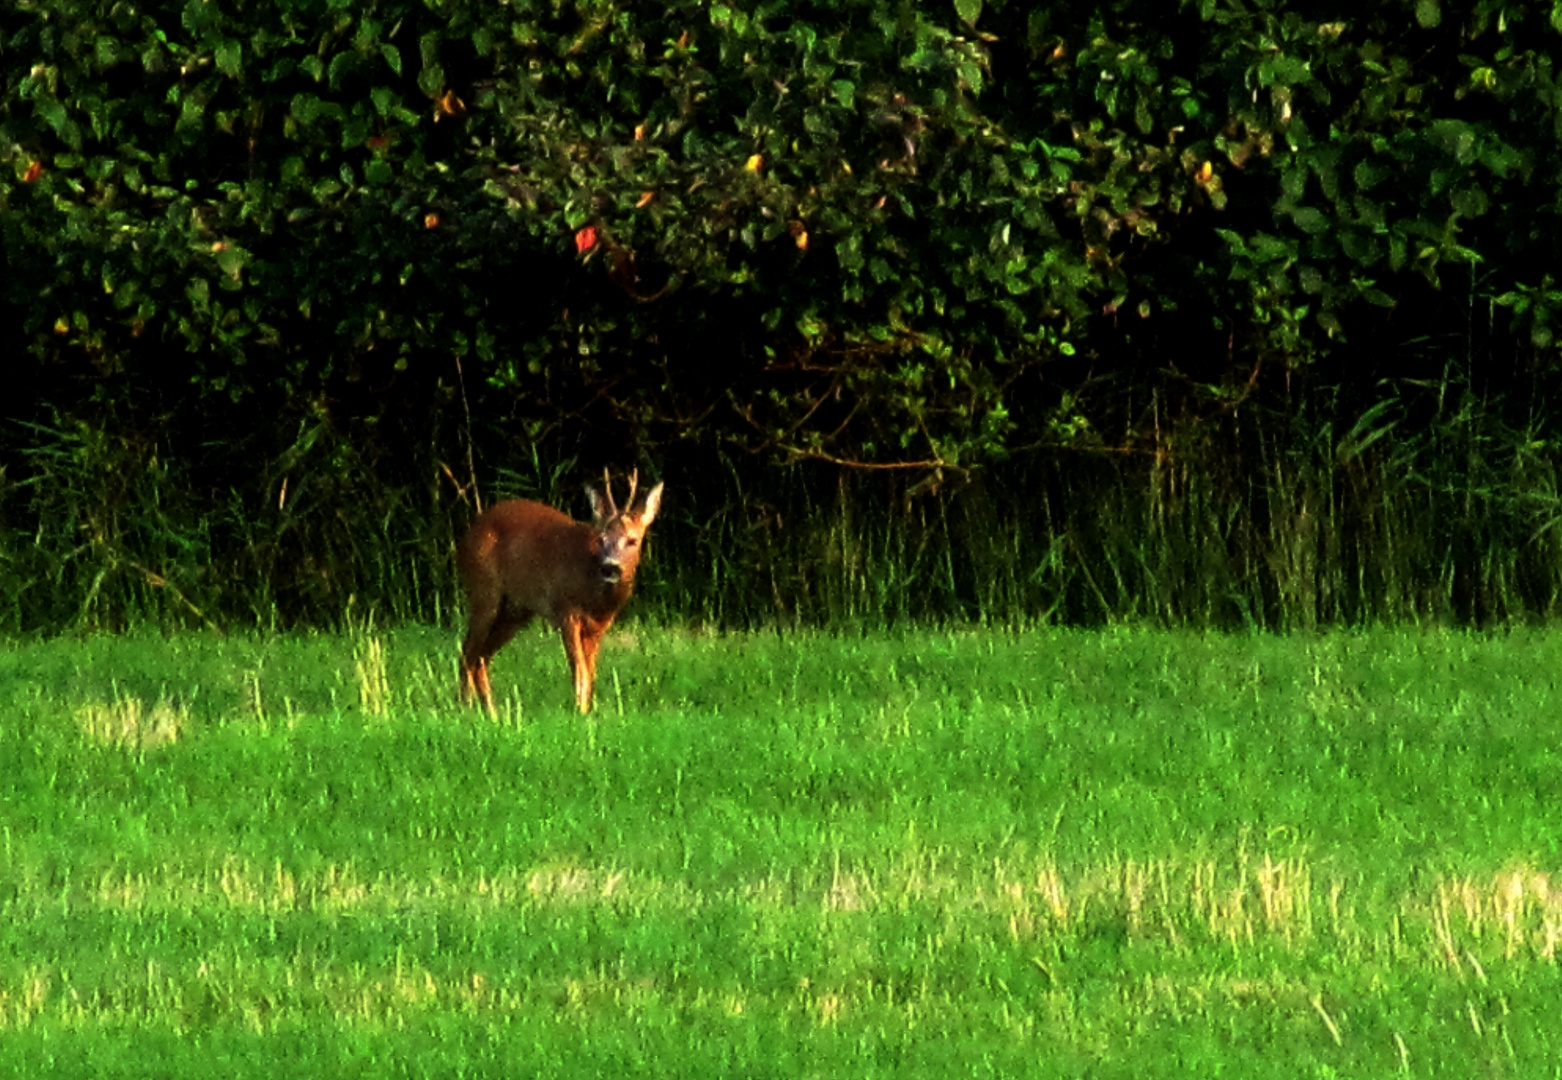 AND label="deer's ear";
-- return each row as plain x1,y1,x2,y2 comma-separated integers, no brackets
586,484,611,524
637,482,664,526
